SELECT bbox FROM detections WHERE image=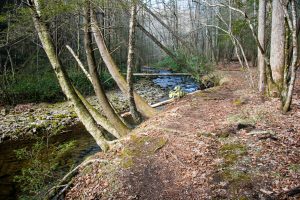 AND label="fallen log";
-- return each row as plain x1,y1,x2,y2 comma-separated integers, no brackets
121,89,200,117
132,73,191,76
